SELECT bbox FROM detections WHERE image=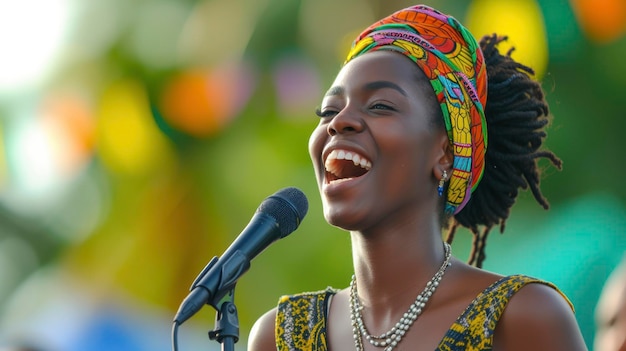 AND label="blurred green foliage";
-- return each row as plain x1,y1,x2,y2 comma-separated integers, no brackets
0,0,624,350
